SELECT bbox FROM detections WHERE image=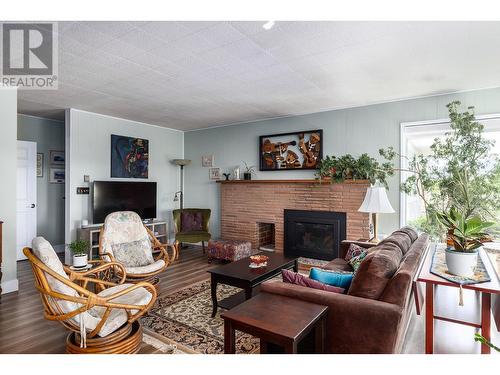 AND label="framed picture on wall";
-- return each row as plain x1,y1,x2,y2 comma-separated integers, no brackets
202,154,214,167
49,168,65,184
49,150,65,165
259,129,323,171
111,134,149,178
37,153,44,177
209,167,221,180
